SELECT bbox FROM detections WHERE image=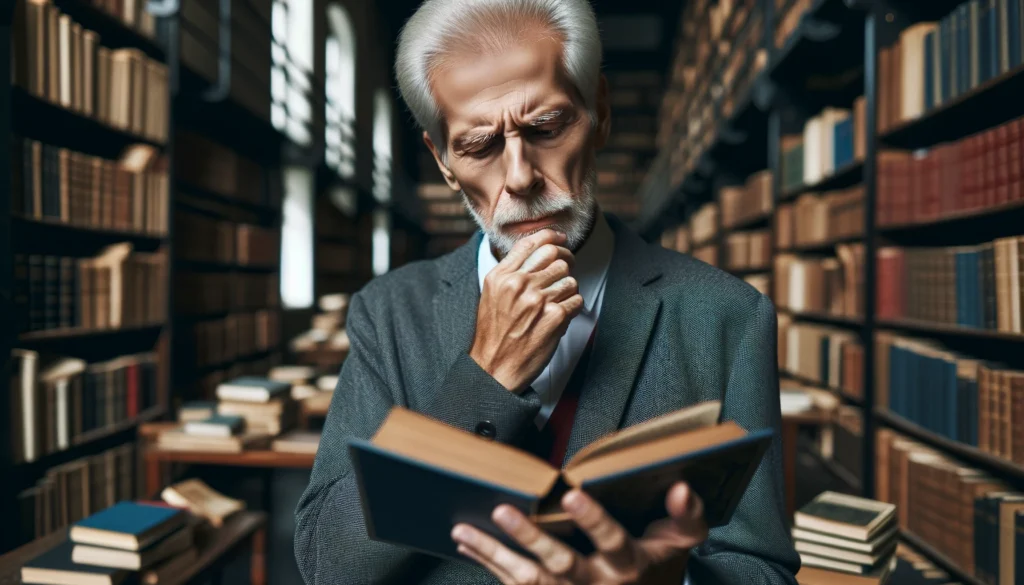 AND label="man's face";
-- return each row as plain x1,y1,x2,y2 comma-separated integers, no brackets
426,35,609,256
